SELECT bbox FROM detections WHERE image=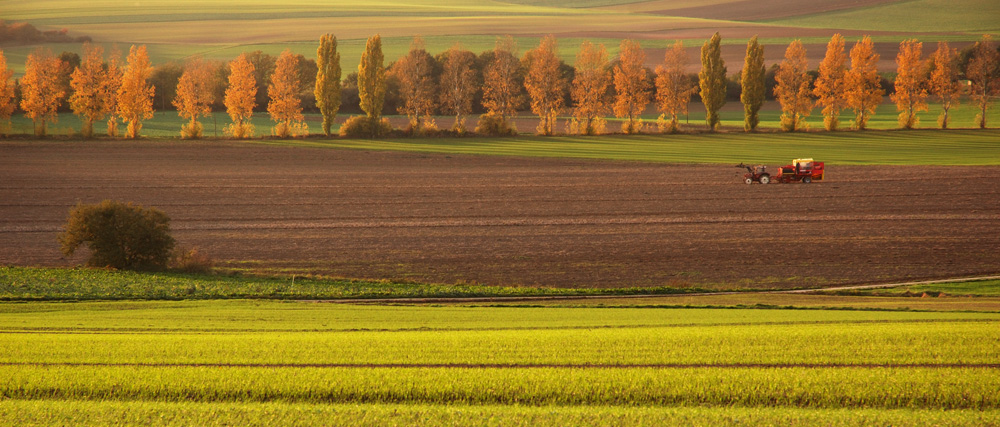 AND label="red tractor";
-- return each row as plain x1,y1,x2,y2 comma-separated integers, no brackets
738,159,825,184
739,163,772,184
